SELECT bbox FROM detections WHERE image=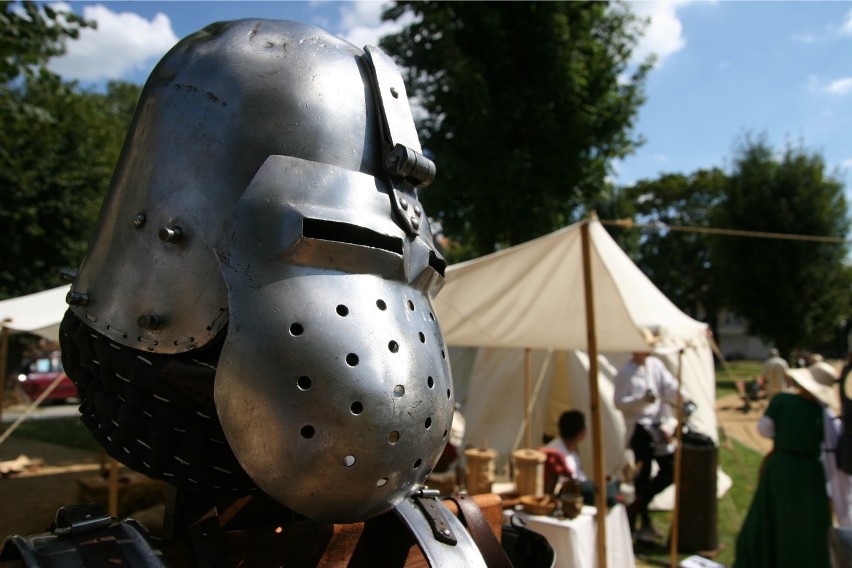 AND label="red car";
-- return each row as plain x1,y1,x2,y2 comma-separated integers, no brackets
16,354,78,404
